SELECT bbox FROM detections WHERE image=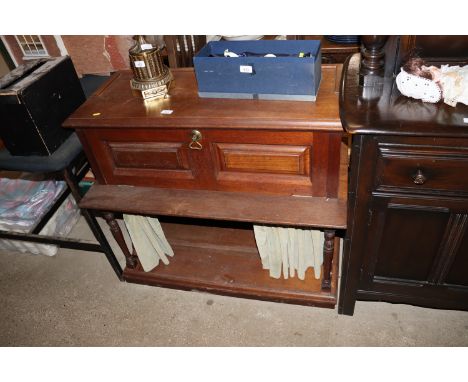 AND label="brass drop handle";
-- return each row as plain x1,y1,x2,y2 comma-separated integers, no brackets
189,130,203,150
413,169,427,185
